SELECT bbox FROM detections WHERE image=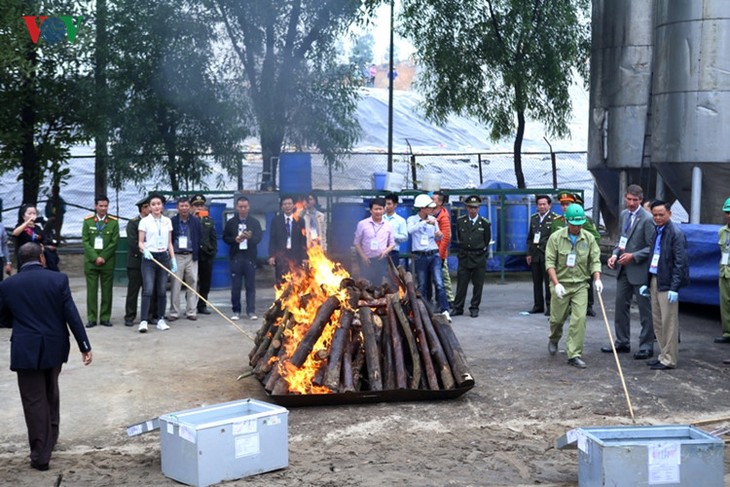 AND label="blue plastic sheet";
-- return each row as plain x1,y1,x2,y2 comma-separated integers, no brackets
681,223,721,306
